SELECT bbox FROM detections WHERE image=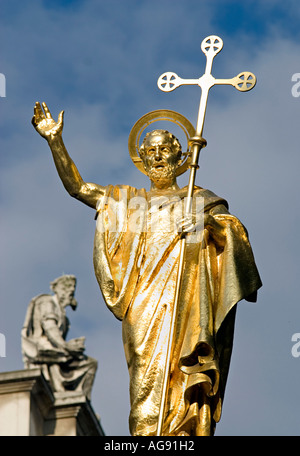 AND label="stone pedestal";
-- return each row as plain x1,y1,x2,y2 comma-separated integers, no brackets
0,368,104,436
